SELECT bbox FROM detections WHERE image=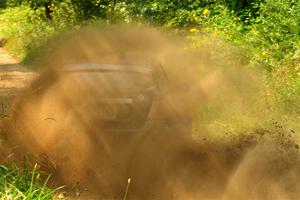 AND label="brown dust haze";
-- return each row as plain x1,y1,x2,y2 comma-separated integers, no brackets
2,26,300,199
